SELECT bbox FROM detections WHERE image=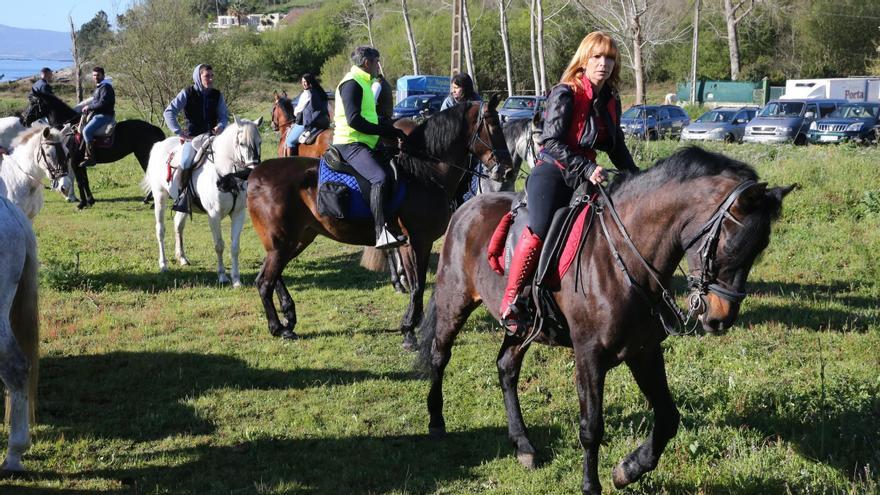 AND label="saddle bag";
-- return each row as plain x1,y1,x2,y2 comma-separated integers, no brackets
317,181,349,219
